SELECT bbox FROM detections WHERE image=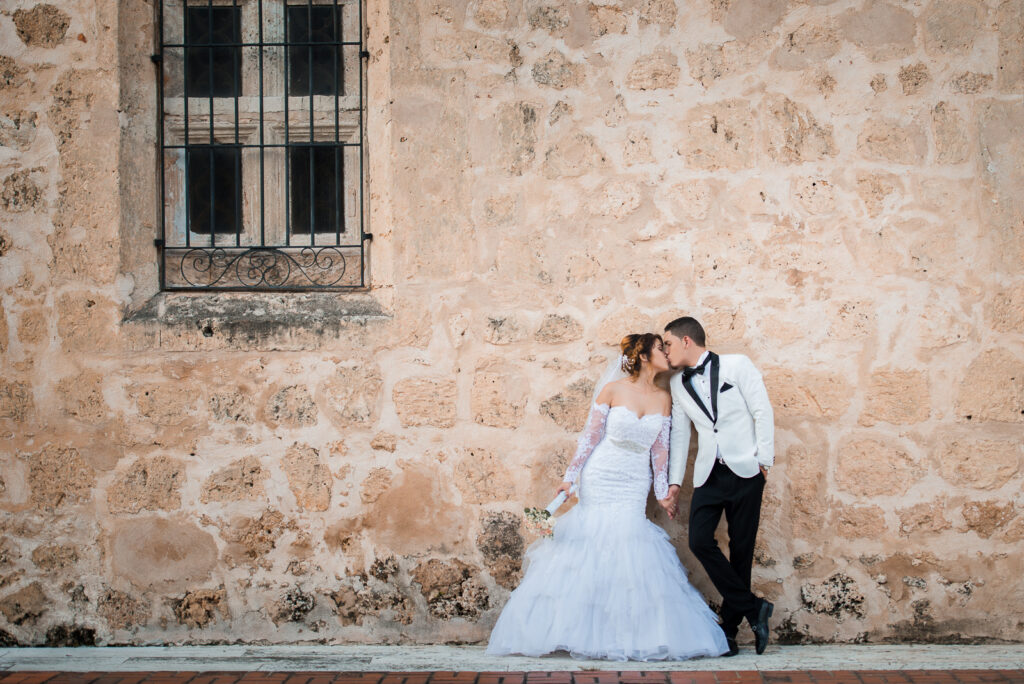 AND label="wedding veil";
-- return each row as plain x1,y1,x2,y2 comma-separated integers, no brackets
591,353,629,405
